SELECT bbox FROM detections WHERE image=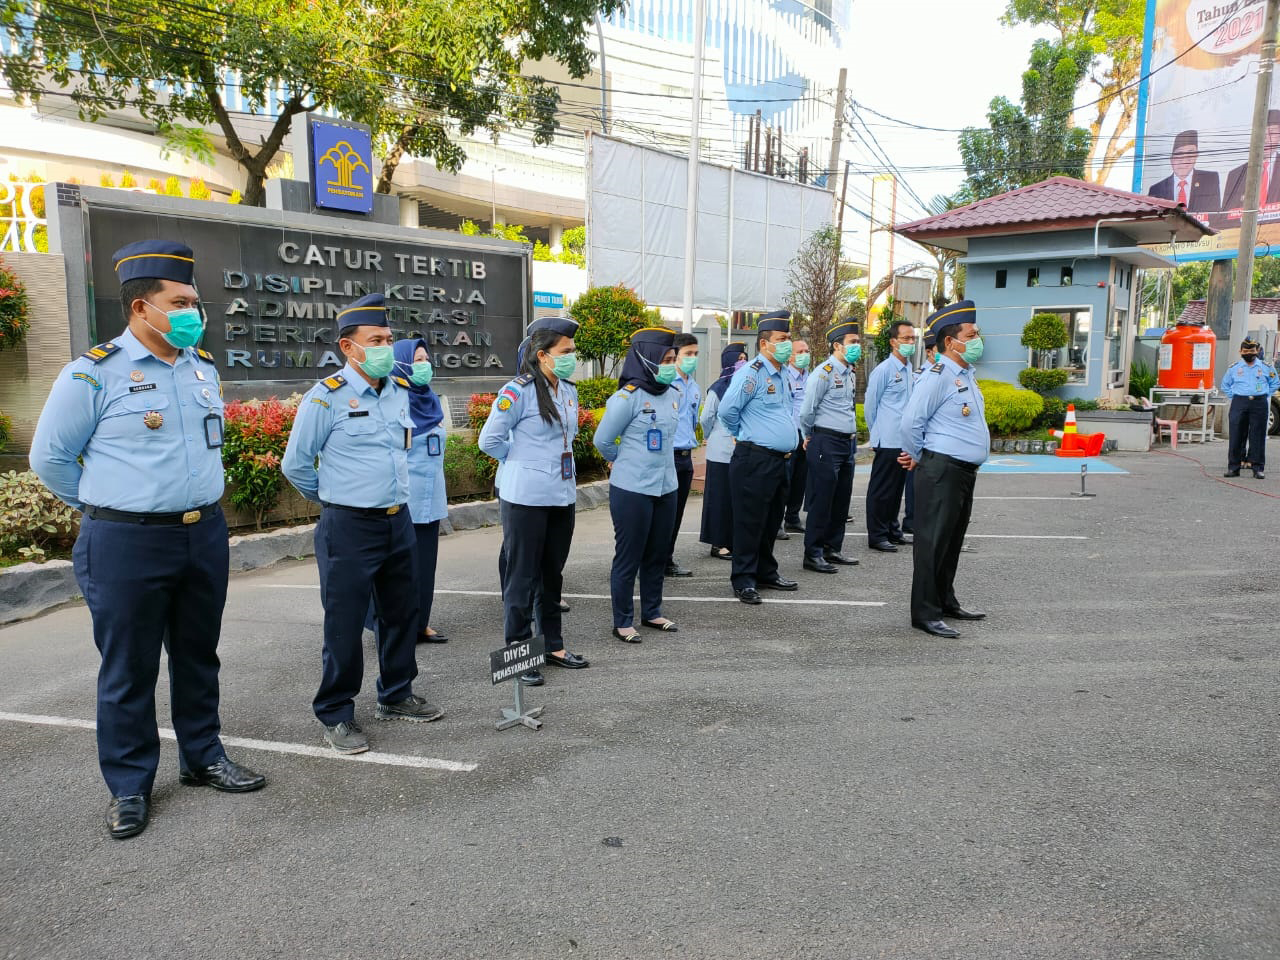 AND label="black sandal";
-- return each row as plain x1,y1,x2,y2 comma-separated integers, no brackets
641,619,679,632
710,547,732,560
612,627,642,643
